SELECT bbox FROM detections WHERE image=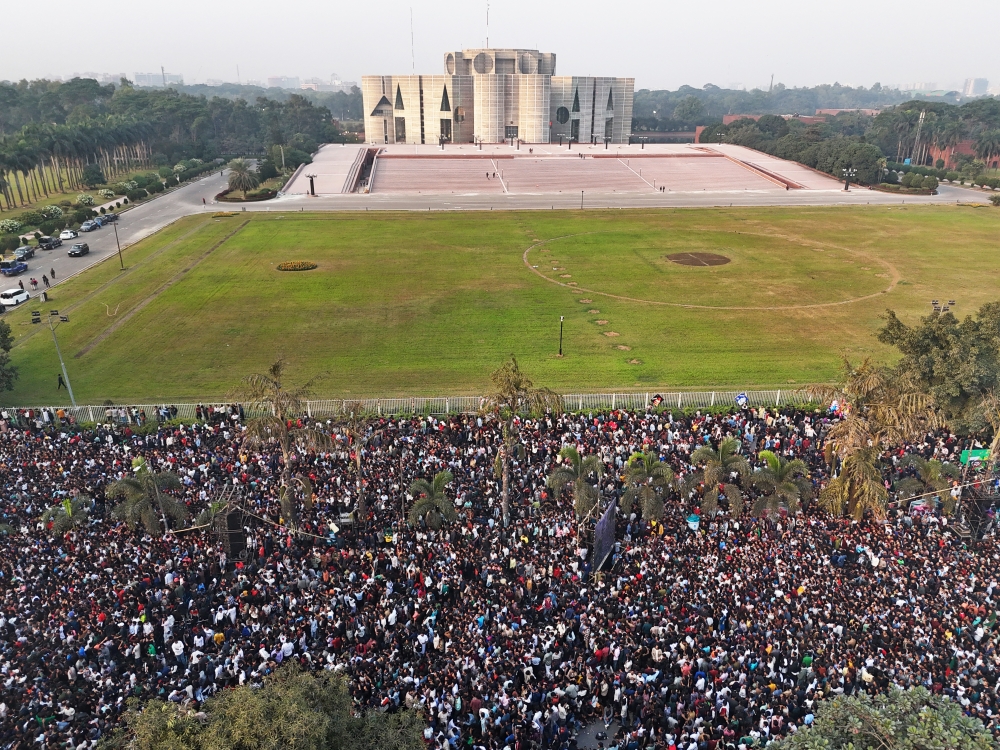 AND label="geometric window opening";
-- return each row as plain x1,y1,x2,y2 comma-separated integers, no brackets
395,85,405,110
607,89,614,110
371,95,392,117
556,106,570,124
572,88,580,113
440,86,451,112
